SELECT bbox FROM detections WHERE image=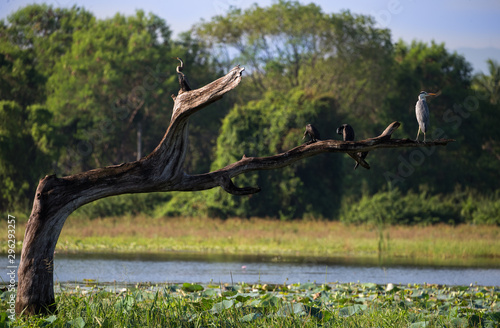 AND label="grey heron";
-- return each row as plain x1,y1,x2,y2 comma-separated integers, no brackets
303,123,321,143
175,57,191,92
336,124,368,170
415,91,437,142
